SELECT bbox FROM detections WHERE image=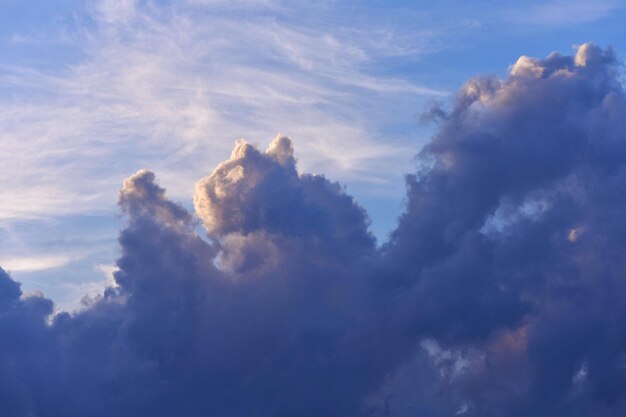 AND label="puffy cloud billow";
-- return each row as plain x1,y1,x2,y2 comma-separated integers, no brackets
2,43,626,416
